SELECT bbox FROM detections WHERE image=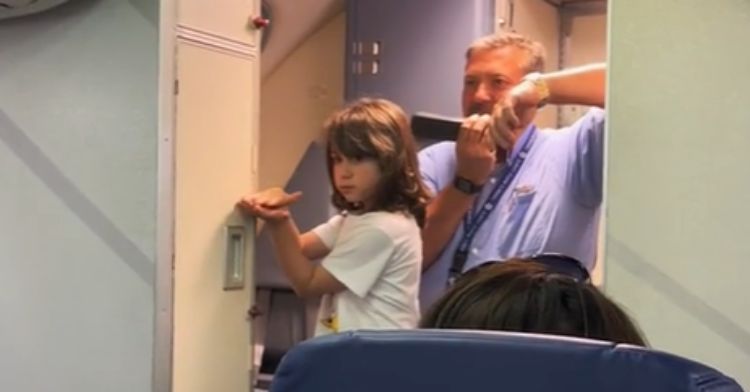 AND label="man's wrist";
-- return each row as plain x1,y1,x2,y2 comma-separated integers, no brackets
521,72,550,108
453,175,483,195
